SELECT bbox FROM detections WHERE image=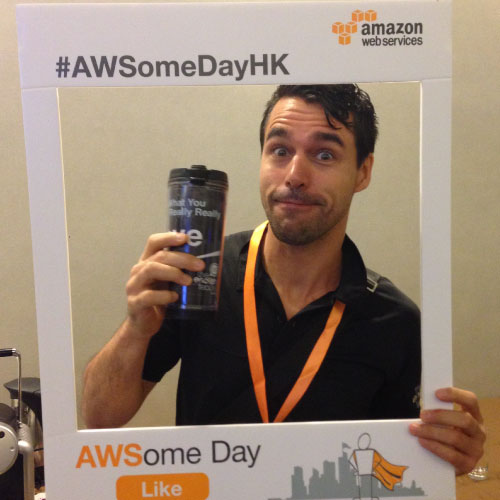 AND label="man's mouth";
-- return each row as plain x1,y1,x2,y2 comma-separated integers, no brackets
272,191,323,207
